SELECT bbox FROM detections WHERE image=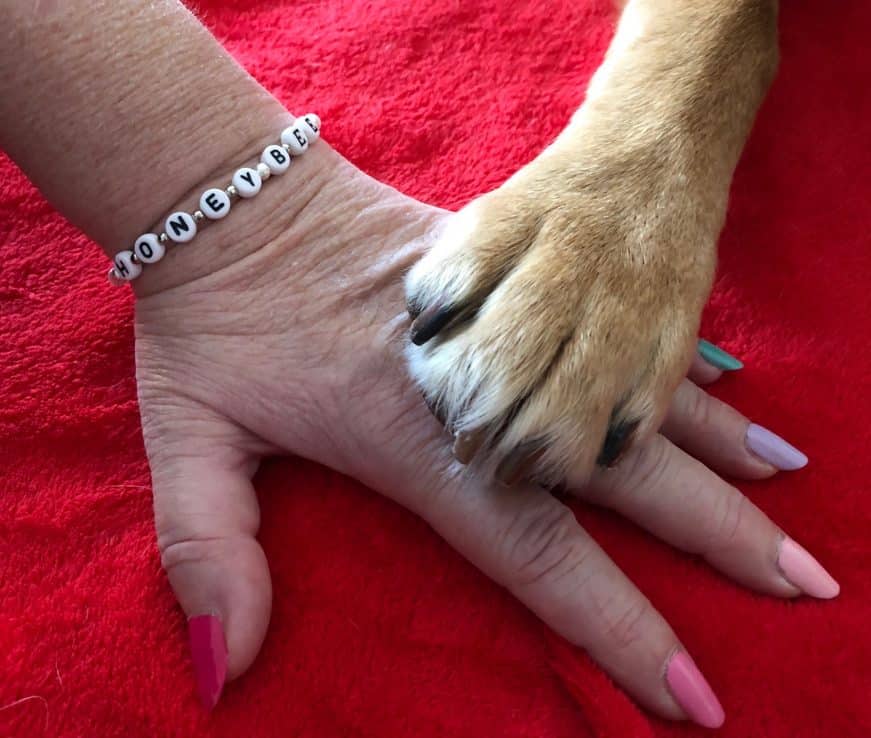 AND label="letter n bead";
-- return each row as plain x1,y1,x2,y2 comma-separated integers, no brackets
164,211,197,243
